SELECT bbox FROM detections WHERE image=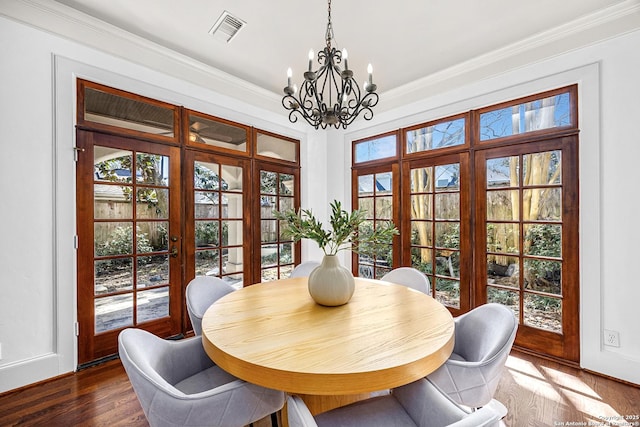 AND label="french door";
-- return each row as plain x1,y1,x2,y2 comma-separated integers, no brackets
352,163,400,279
254,161,301,283
182,149,251,328
474,137,579,361
76,131,182,364
402,153,471,316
